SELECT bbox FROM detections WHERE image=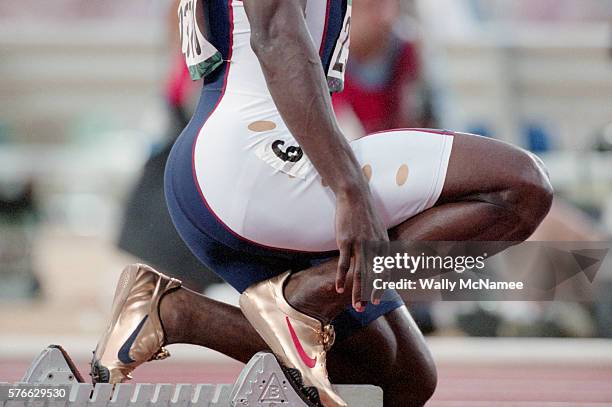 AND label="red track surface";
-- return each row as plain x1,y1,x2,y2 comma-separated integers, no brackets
2,359,612,405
